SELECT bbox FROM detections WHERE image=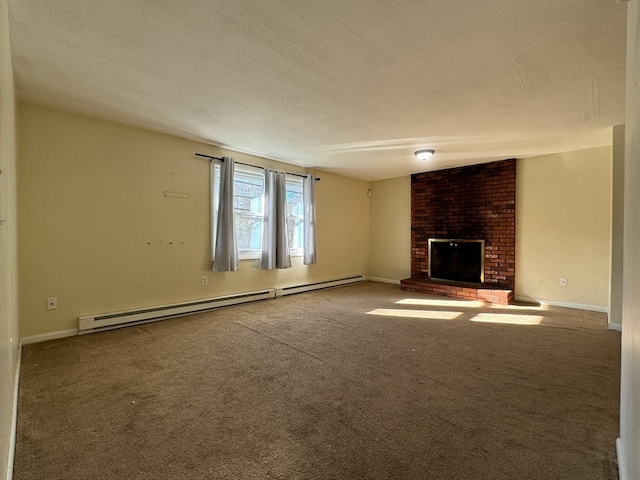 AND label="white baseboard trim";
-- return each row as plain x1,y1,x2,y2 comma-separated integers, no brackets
21,276,371,343
366,277,401,285
7,344,21,480
616,437,626,480
514,296,608,313
20,329,78,346
608,323,622,332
